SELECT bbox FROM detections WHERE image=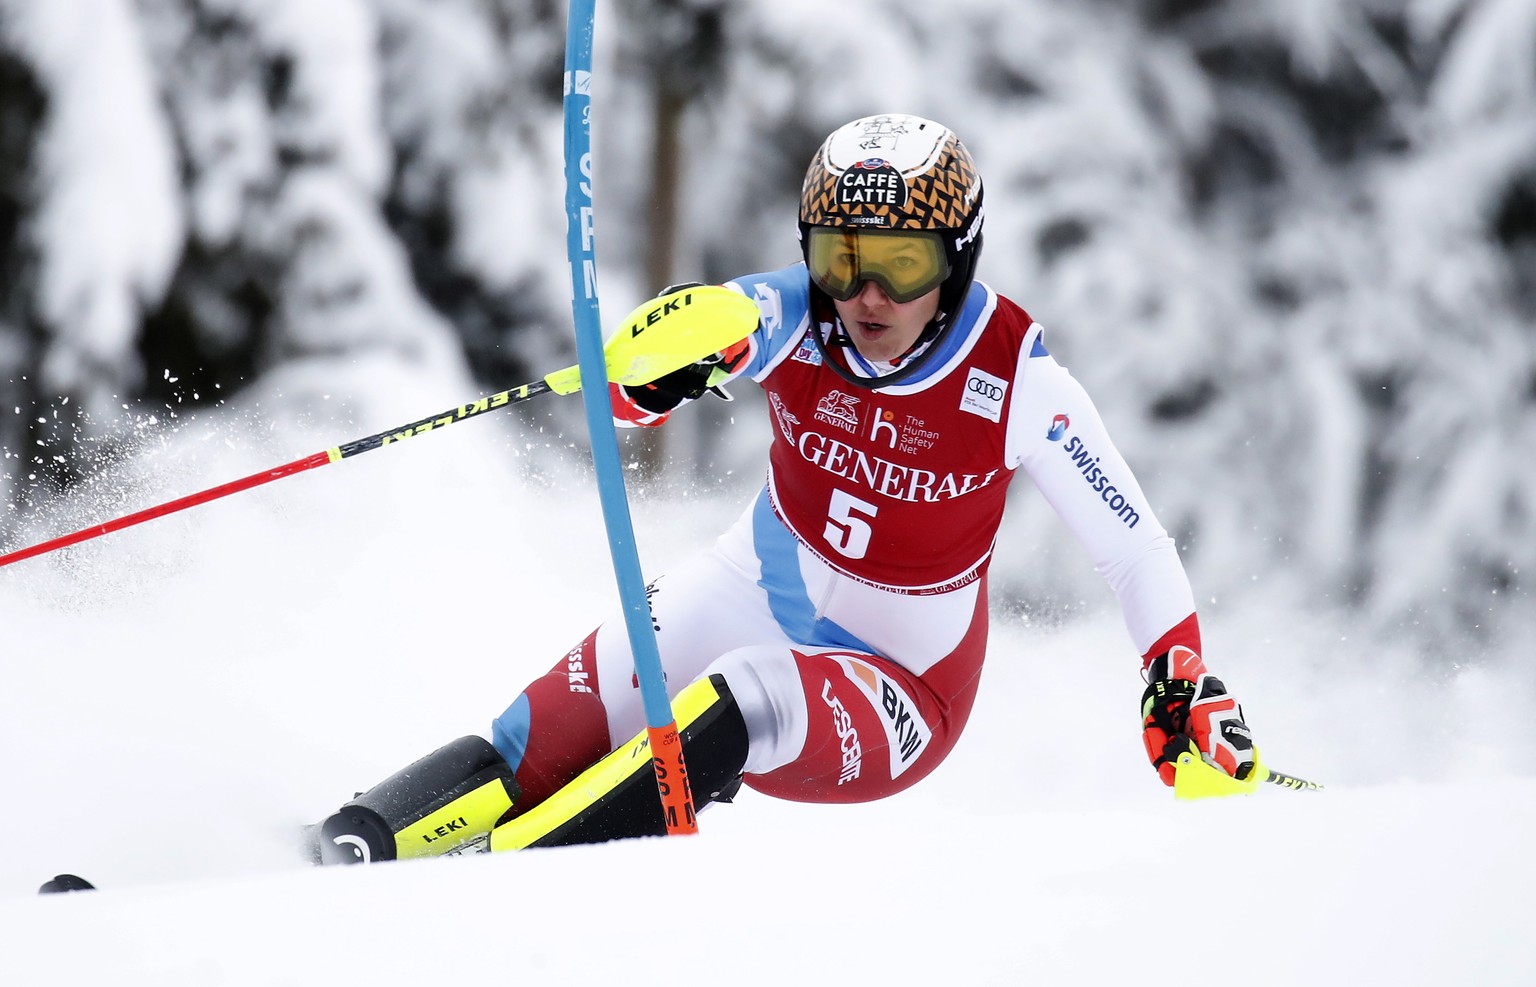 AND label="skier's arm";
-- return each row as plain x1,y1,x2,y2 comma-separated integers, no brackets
1007,347,1254,785
1007,351,1196,655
